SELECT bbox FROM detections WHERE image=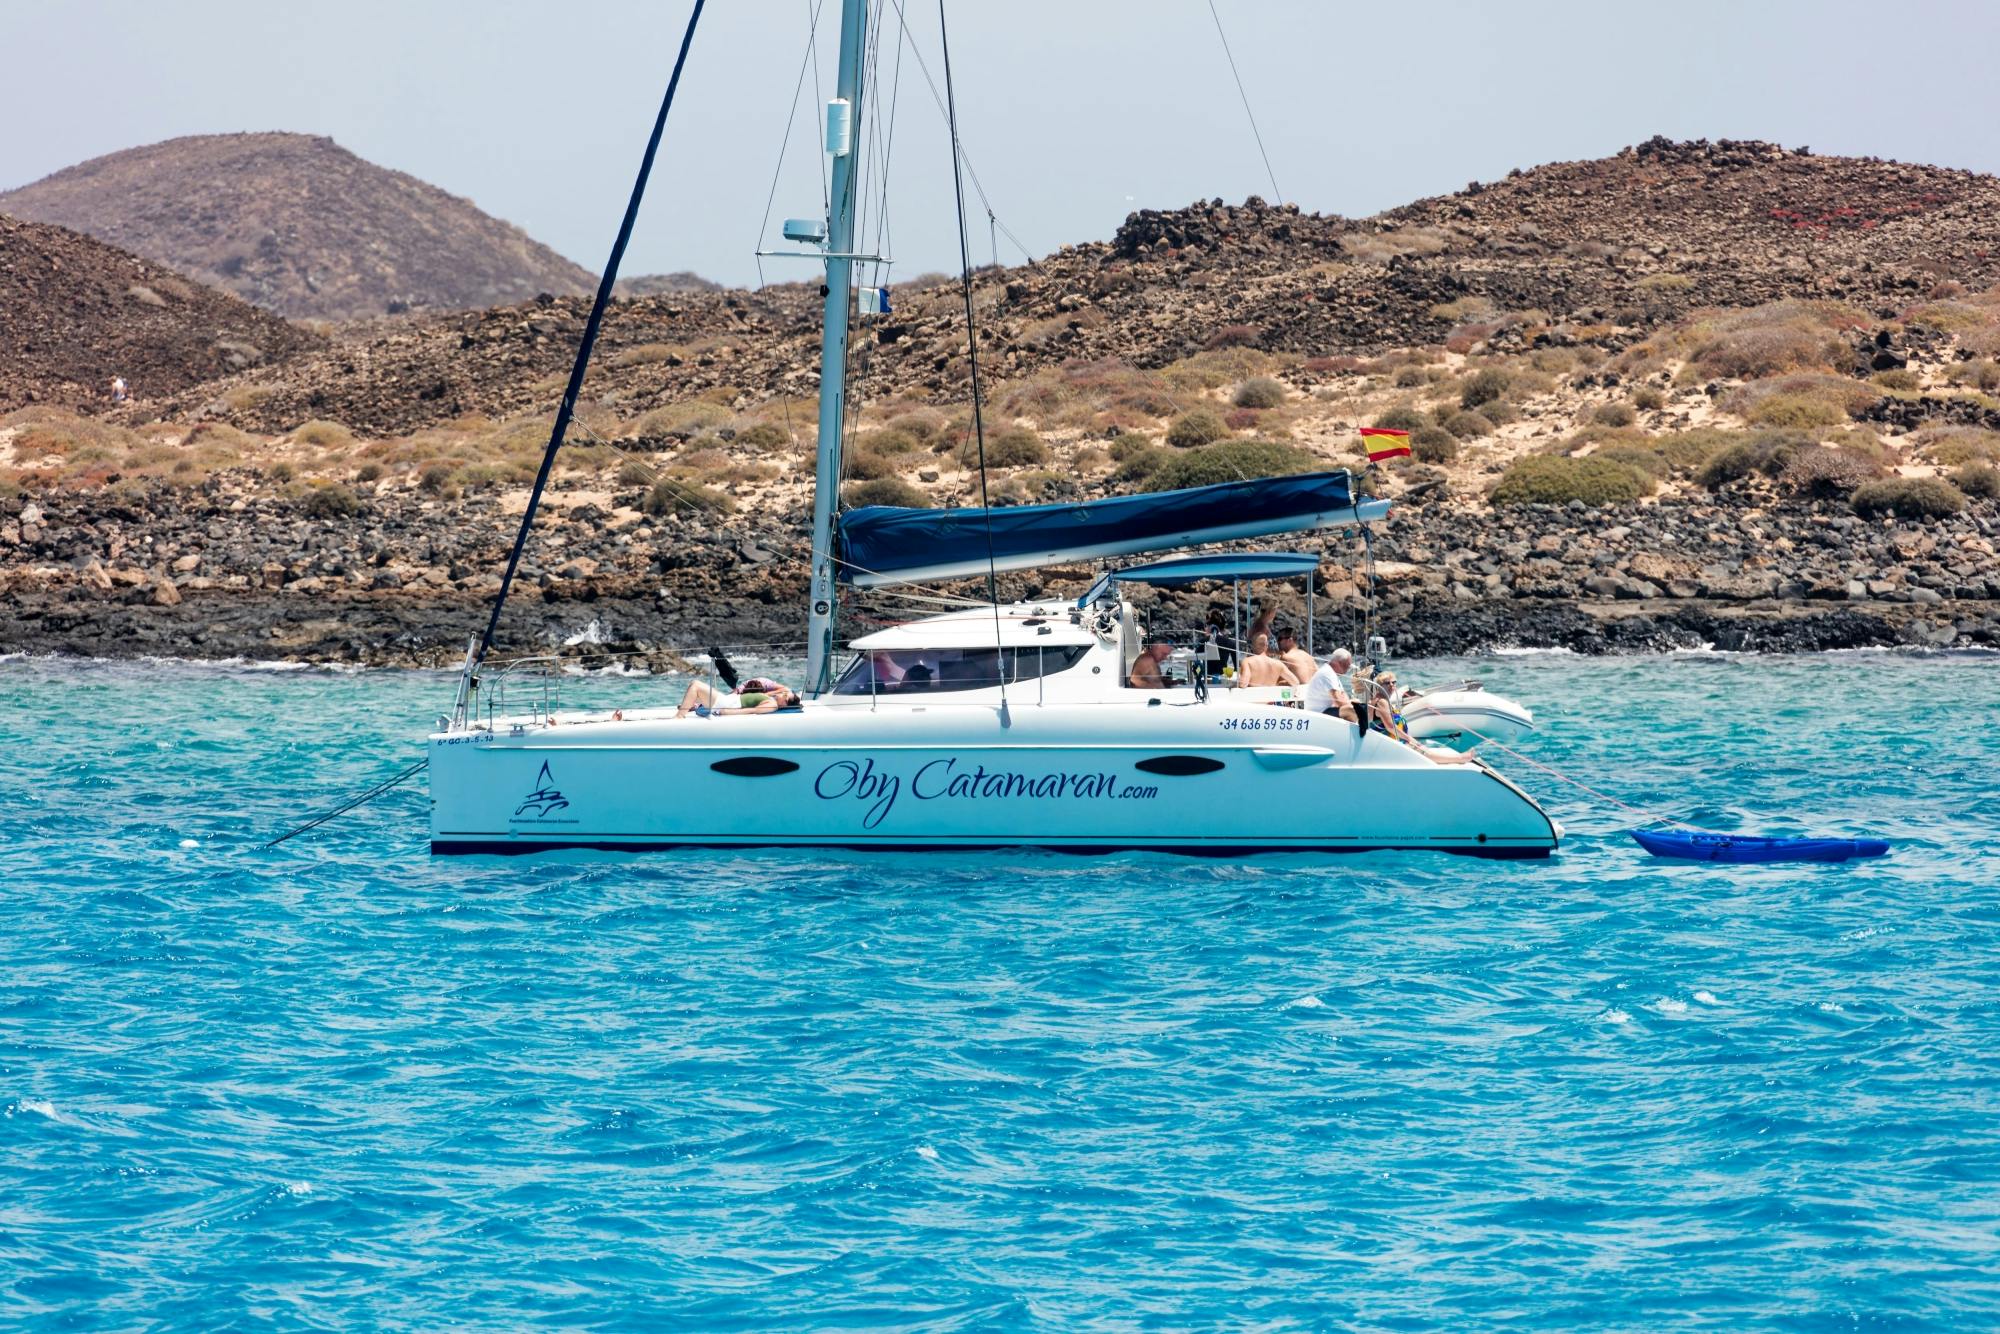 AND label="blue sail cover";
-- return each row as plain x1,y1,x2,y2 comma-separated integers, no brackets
837,471,1389,586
